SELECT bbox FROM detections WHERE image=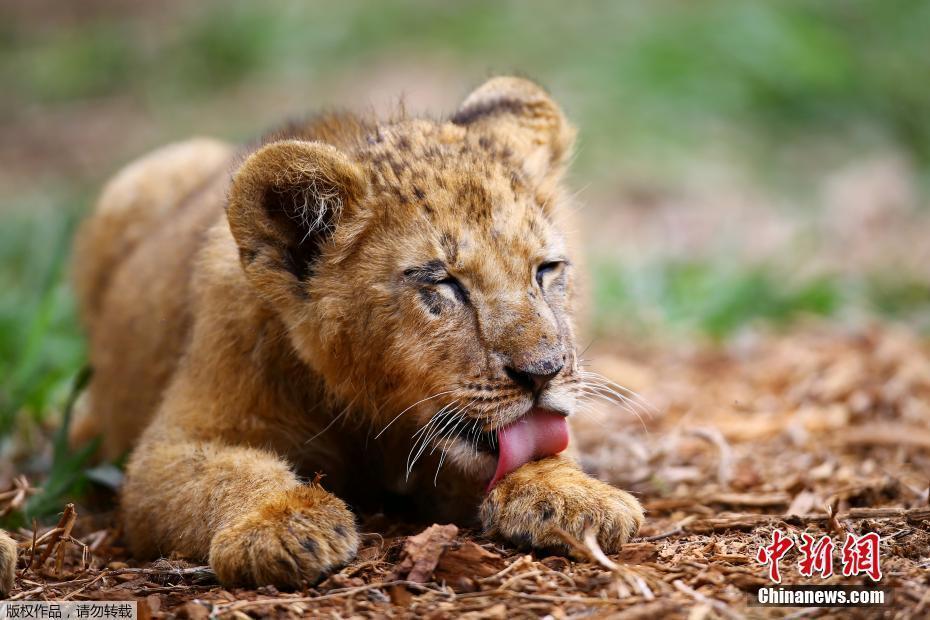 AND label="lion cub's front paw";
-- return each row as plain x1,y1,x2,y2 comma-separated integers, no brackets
480,457,644,556
209,485,358,588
